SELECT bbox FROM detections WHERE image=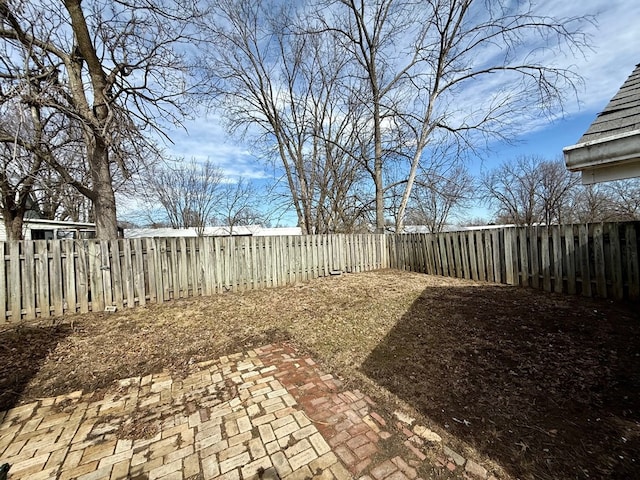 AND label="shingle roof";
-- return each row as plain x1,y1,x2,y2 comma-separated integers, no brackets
579,63,640,143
